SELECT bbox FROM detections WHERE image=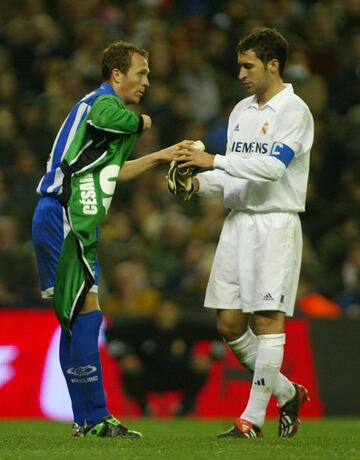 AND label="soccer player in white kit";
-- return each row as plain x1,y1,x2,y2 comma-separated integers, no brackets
175,28,313,438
